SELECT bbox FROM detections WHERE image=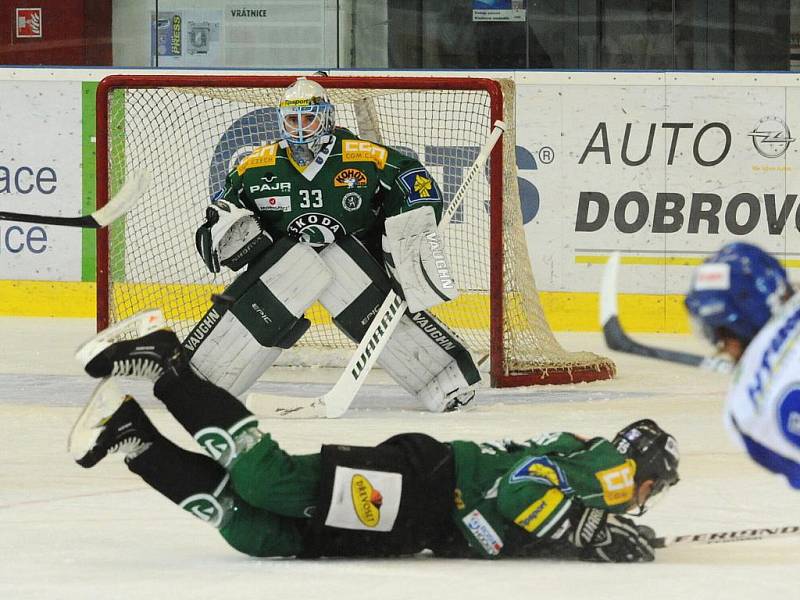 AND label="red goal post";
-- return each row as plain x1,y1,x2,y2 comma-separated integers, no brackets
95,74,615,387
